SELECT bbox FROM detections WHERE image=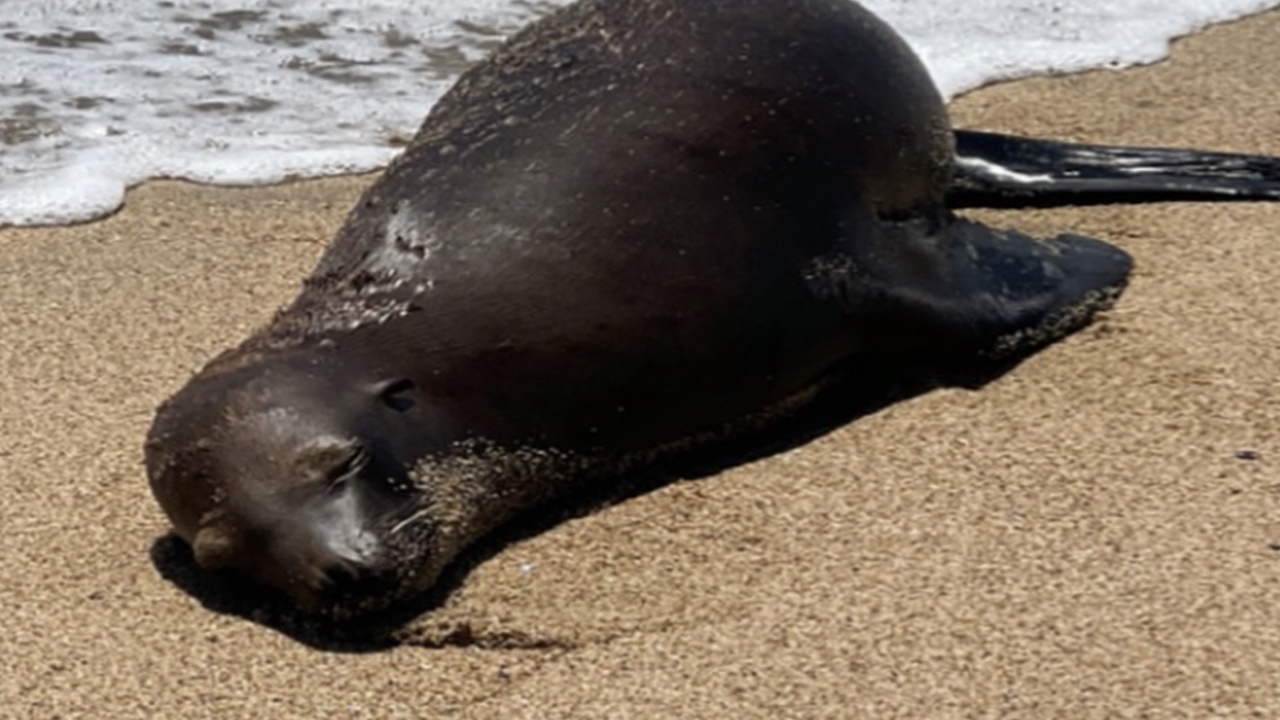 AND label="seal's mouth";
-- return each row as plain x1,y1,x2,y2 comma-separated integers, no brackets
262,480,426,616
287,549,403,616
